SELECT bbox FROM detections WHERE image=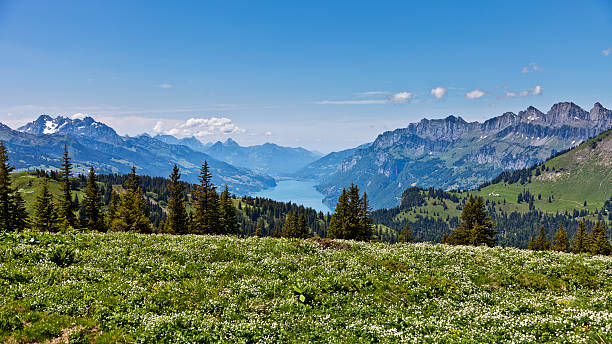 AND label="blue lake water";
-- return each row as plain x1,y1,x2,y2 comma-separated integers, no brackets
251,180,332,213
